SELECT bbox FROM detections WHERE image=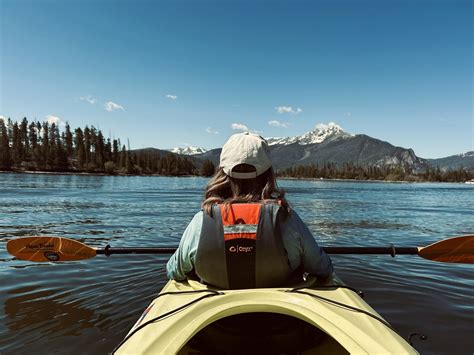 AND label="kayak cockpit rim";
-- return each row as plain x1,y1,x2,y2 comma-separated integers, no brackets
177,310,349,354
